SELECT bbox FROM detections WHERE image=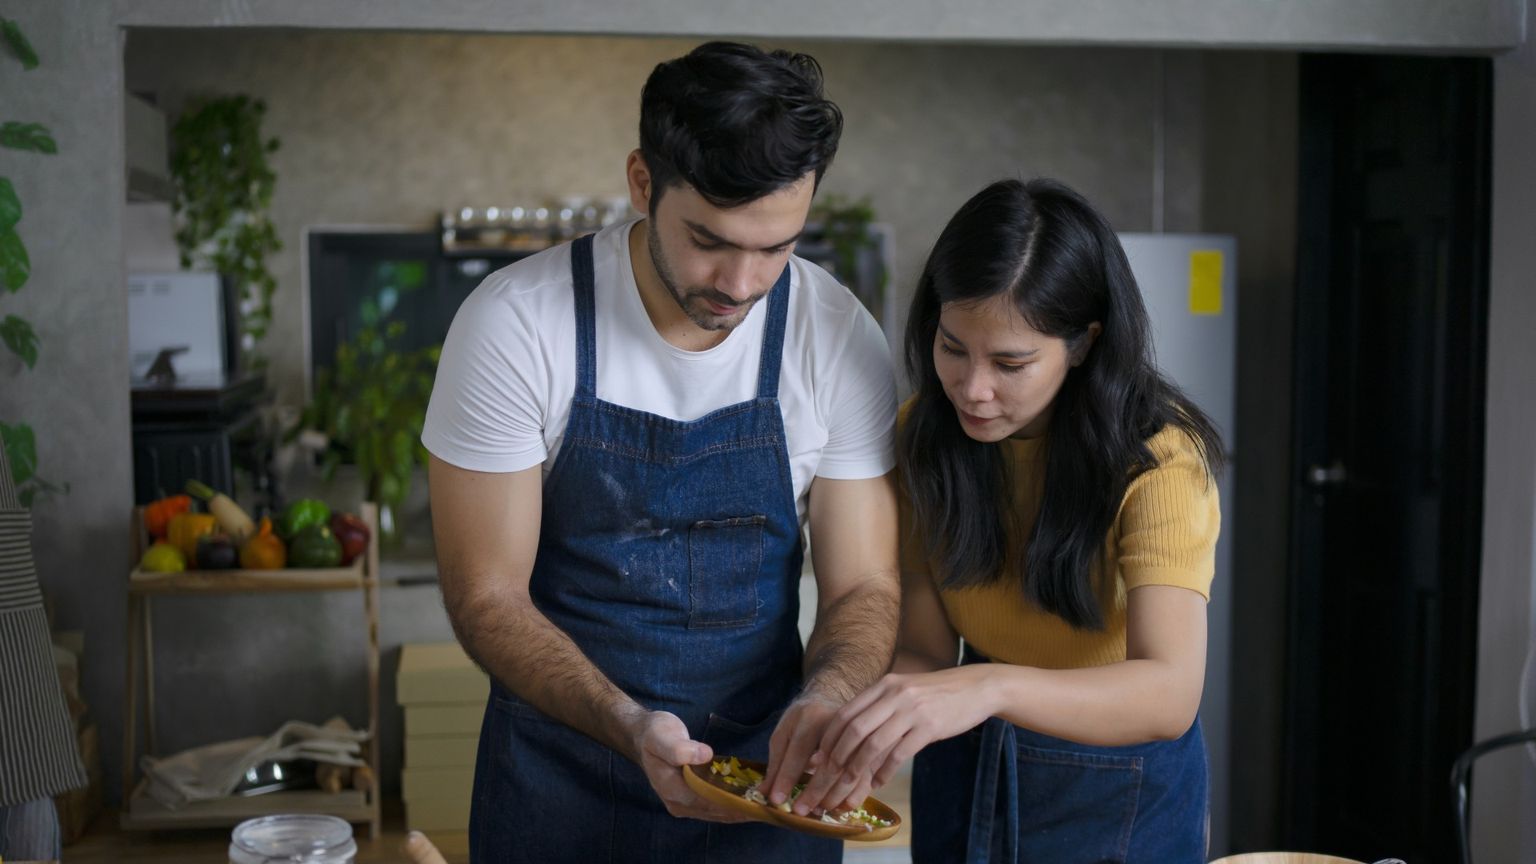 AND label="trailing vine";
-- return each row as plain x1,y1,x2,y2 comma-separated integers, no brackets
169,95,282,370
0,14,68,506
